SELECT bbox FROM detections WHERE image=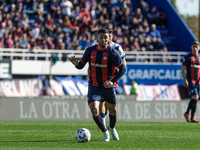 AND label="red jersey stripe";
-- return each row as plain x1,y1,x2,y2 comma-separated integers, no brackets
80,59,86,64
90,51,98,86
117,62,124,68
102,52,108,84
191,56,195,84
